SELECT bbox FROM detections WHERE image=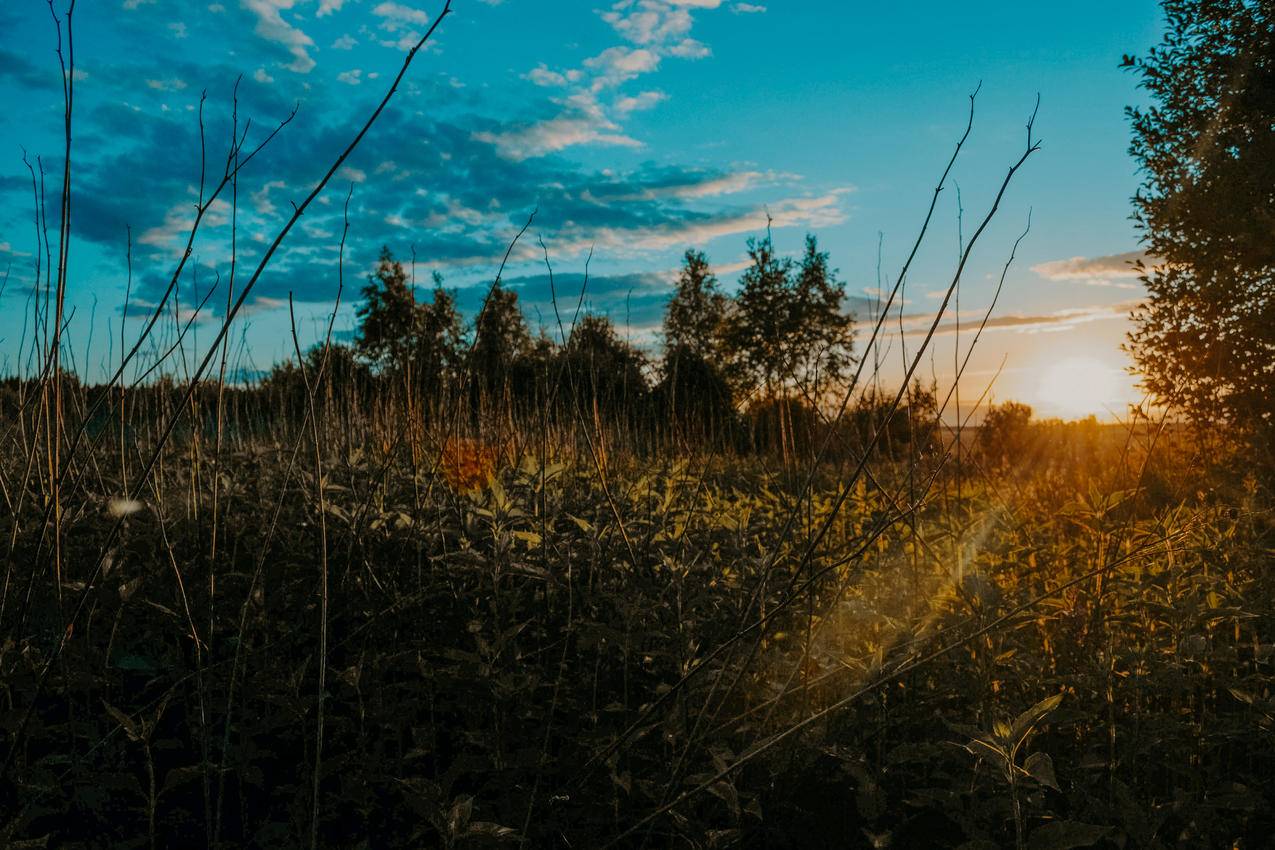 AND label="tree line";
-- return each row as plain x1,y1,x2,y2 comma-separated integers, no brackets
268,232,876,452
